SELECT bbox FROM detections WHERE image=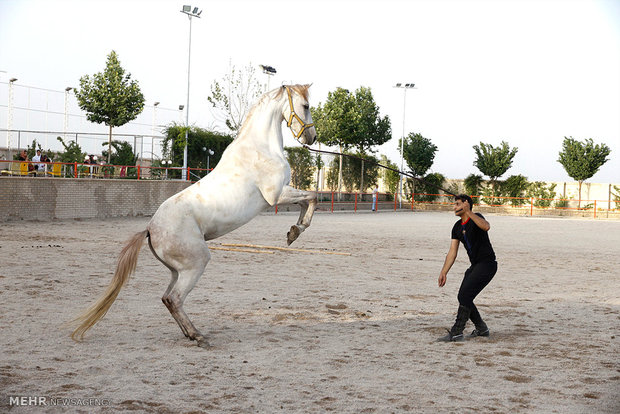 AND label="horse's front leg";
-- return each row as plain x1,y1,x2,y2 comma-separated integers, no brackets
275,185,317,245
